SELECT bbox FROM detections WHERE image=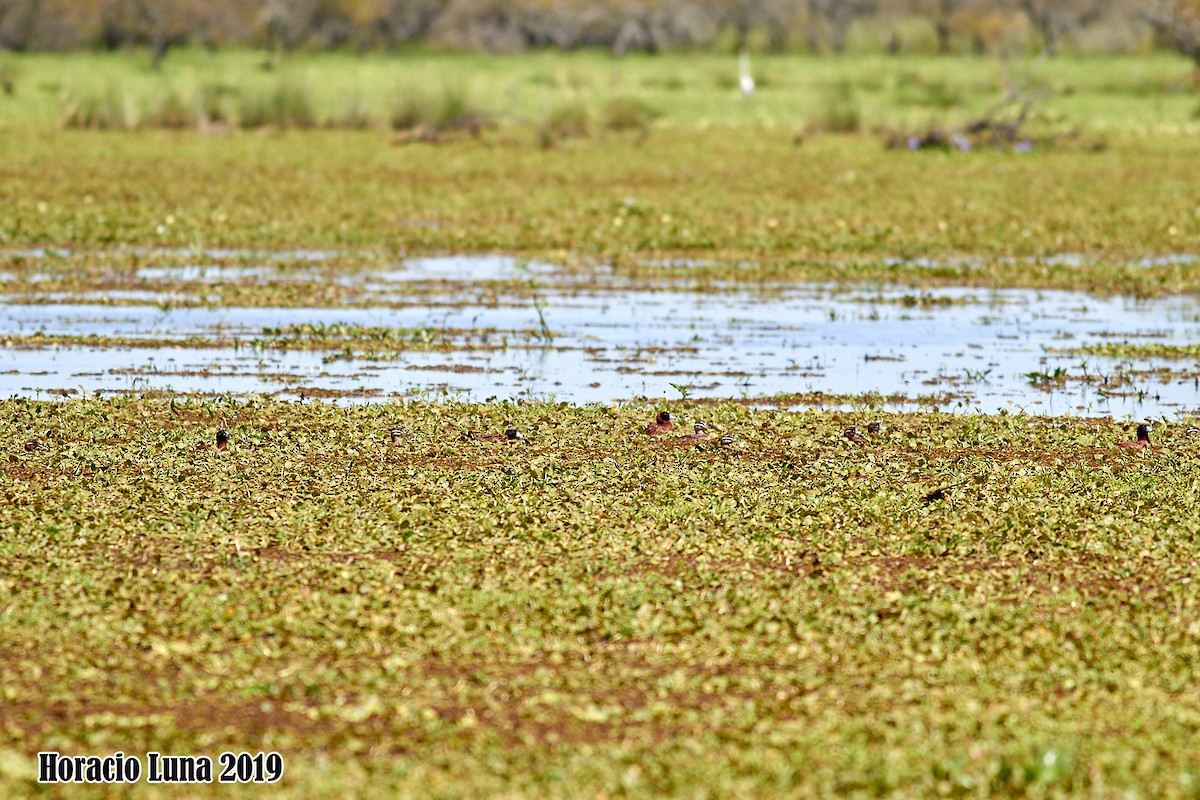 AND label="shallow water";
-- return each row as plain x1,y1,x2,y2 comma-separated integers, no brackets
4,266,1200,418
